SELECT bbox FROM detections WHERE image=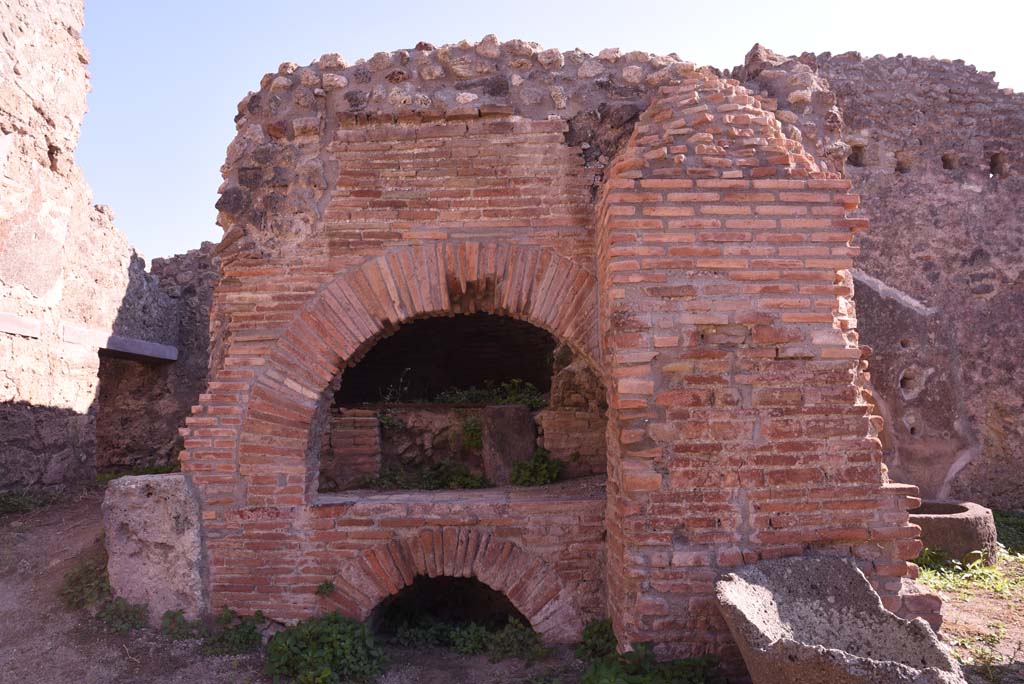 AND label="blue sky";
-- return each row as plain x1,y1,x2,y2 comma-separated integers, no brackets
77,0,1023,261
